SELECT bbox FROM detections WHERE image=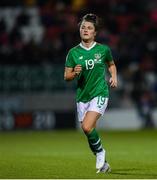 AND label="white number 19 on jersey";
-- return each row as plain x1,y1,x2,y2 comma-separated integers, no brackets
85,59,94,70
